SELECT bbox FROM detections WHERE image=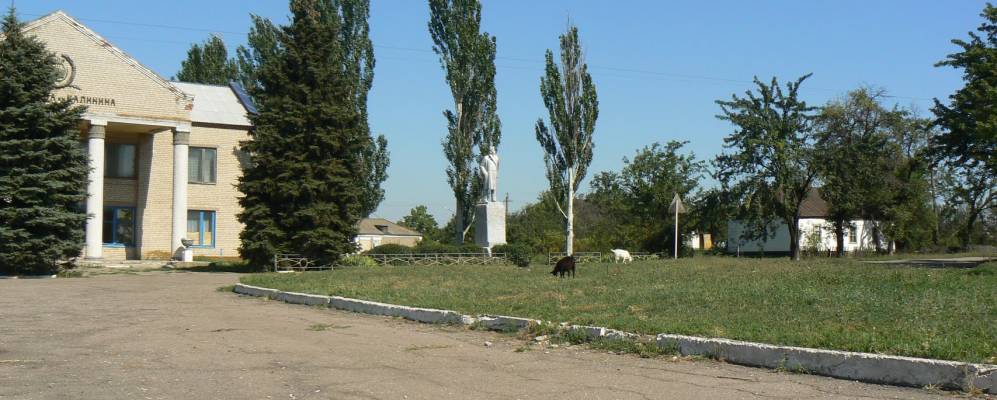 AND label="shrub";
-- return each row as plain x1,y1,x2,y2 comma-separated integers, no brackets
457,243,487,254
364,243,413,255
339,255,378,268
493,244,531,267
413,240,459,254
